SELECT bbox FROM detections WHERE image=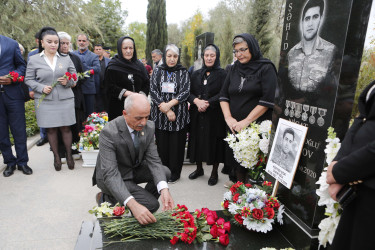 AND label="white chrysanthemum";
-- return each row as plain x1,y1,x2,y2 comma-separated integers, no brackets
243,217,274,233
228,203,240,214
277,205,284,224
259,120,272,135
223,191,232,201
259,138,270,154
